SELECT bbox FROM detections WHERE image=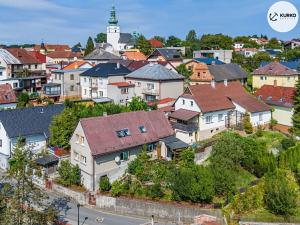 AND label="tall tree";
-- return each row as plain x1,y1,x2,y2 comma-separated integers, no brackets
94,33,107,43
17,92,32,108
186,30,197,43
176,64,192,80
166,35,182,47
199,34,233,50
1,140,57,224
153,36,165,44
84,36,95,56
134,35,153,56
265,37,282,49
292,79,300,136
